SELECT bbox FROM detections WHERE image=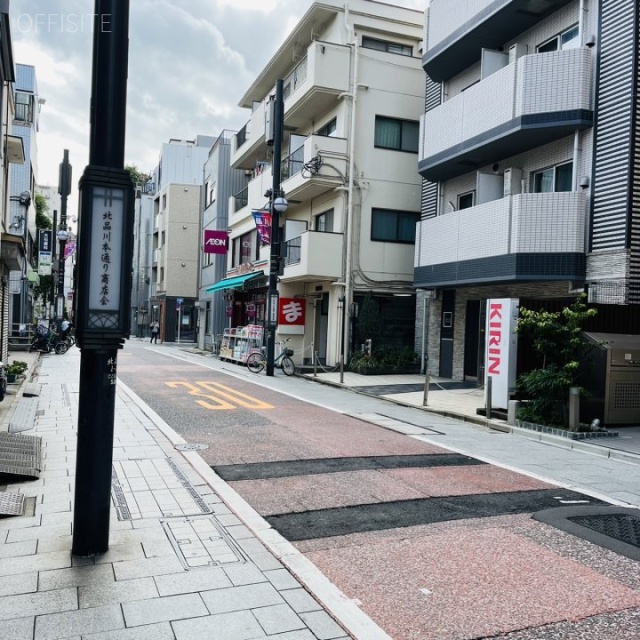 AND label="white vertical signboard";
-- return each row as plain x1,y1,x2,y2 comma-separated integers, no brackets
484,298,519,410
89,187,124,312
